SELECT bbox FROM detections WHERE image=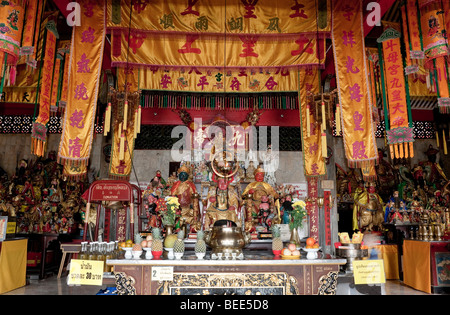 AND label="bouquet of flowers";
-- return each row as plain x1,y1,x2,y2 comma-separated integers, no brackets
289,200,307,230
156,196,180,226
